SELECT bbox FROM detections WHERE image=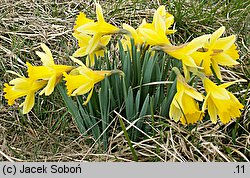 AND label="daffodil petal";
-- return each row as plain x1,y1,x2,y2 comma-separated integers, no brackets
39,75,57,96
181,55,199,68
123,23,139,42
41,43,53,60
183,34,211,54
185,87,203,101
73,47,88,57
96,3,105,23
100,35,111,46
155,5,166,17
210,26,225,47
9,78,27,89
213,53,239,66
213,35,236,50
205,79,230,100
153,11,166,35
22,93,35,114
39,43,54,66
72,83,93,96
169,101,182,122
6,70,23,78
207,98,218,124
69,56,85,67
77,22,99,35
211,59,222,80
202,93,209,112
183,64,190,81
139,28,170,45
166,29,176,35
165,16,175,30
86,53,95,67
219,79,247,89
83,87,94,105
86,33,102,54
73,32,92,47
